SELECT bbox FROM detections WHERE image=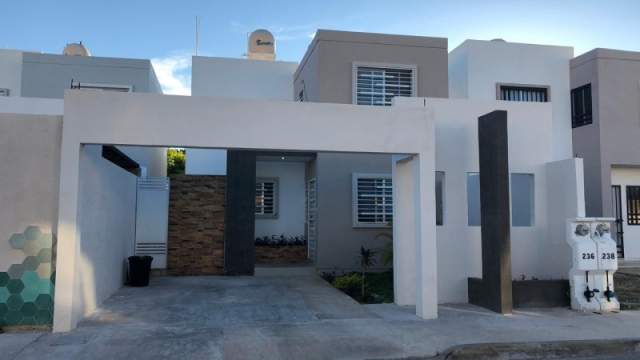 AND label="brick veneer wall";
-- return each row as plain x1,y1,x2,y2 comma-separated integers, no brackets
167,175,225,275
